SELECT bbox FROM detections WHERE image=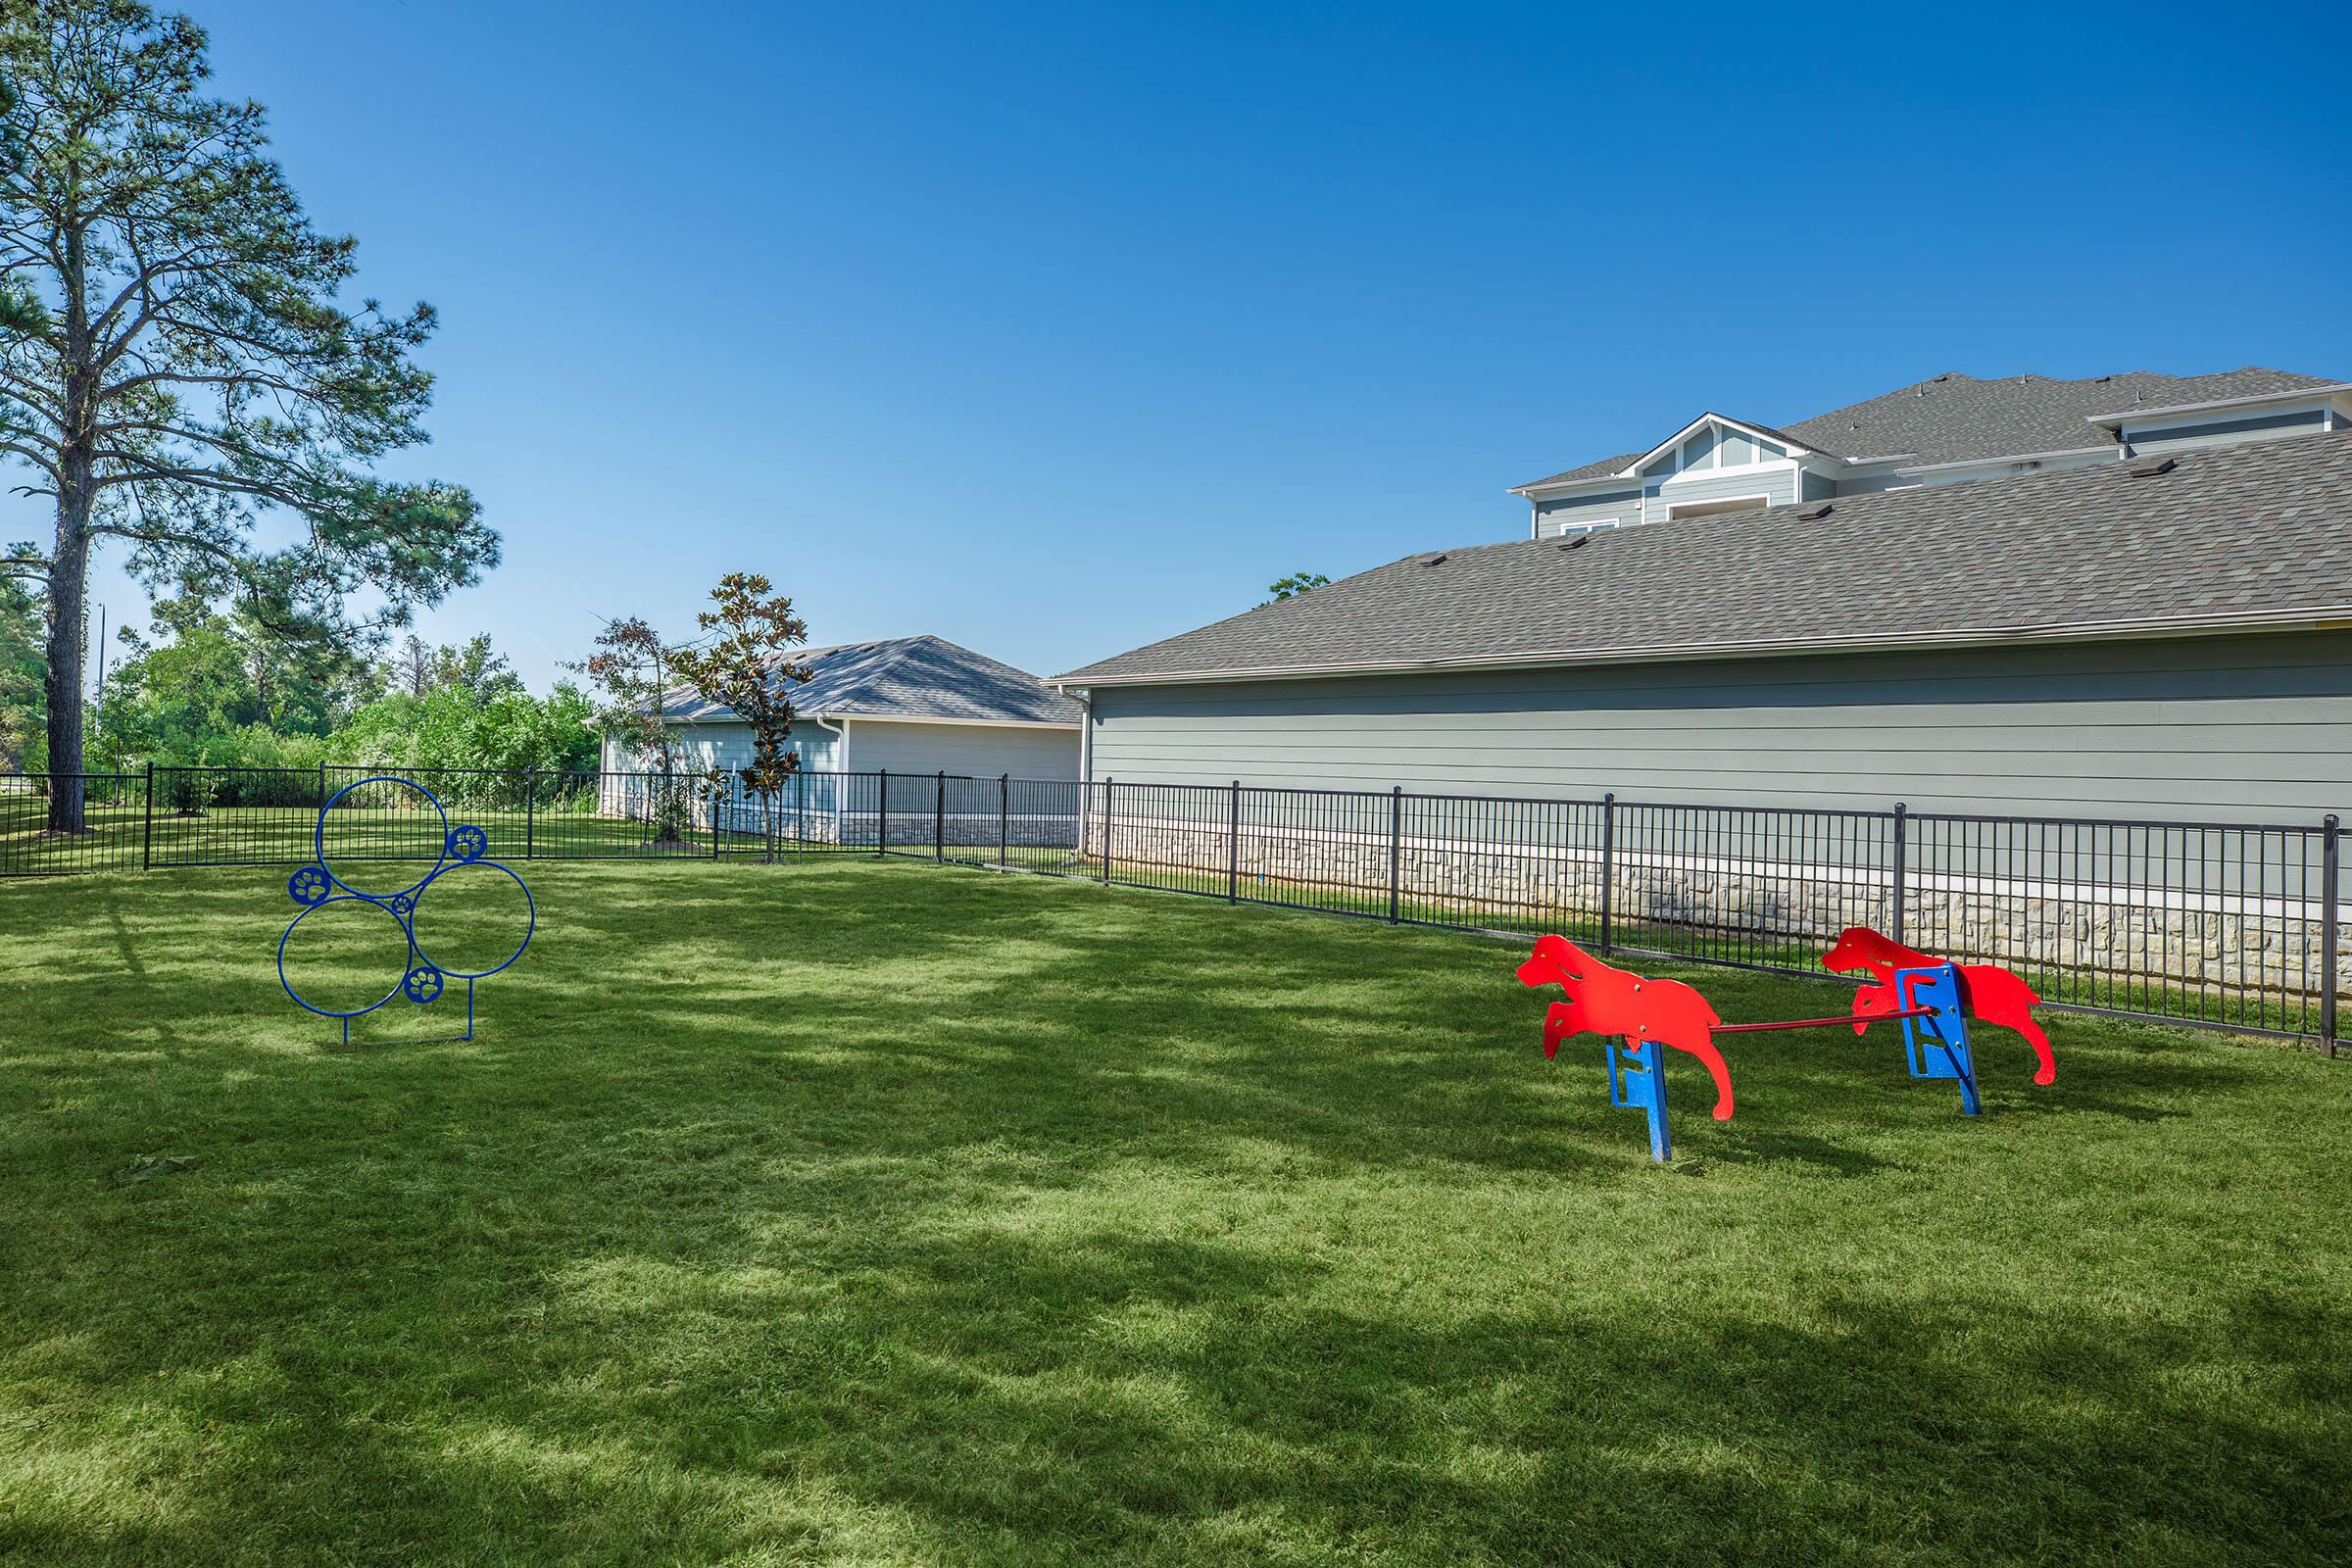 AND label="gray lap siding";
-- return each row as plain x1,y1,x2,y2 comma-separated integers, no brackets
1534,488,1640,536
849,720,1082,781
1081,631,2352,821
